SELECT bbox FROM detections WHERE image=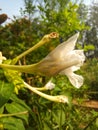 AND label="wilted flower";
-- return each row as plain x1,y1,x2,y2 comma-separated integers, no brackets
0,52,6,64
